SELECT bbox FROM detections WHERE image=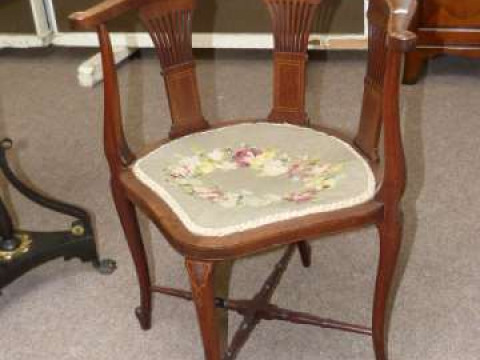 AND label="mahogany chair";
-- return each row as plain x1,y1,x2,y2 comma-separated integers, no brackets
70,0,417,359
